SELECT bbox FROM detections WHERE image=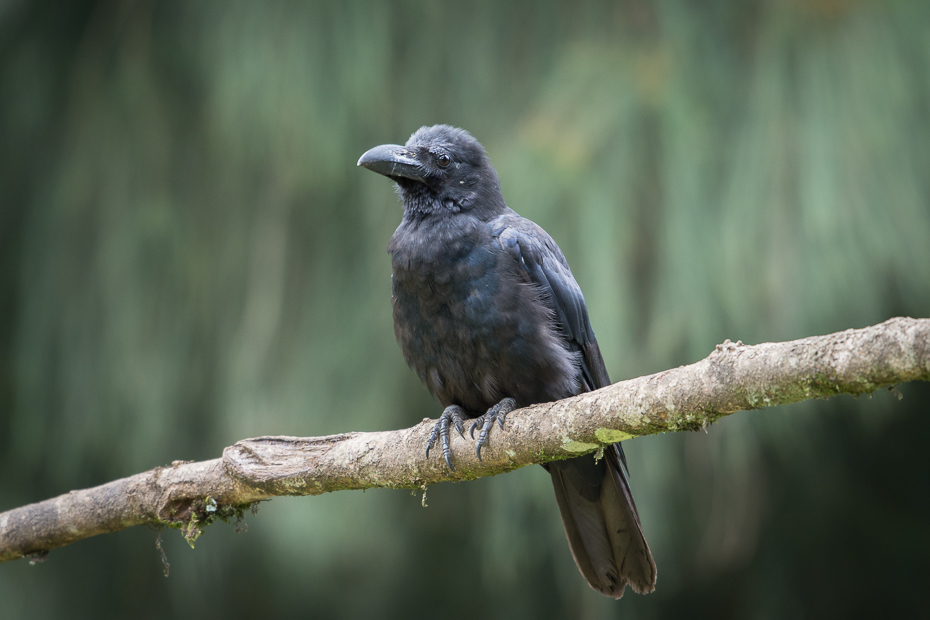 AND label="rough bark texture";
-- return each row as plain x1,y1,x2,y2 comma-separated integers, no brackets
2,317,927,563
